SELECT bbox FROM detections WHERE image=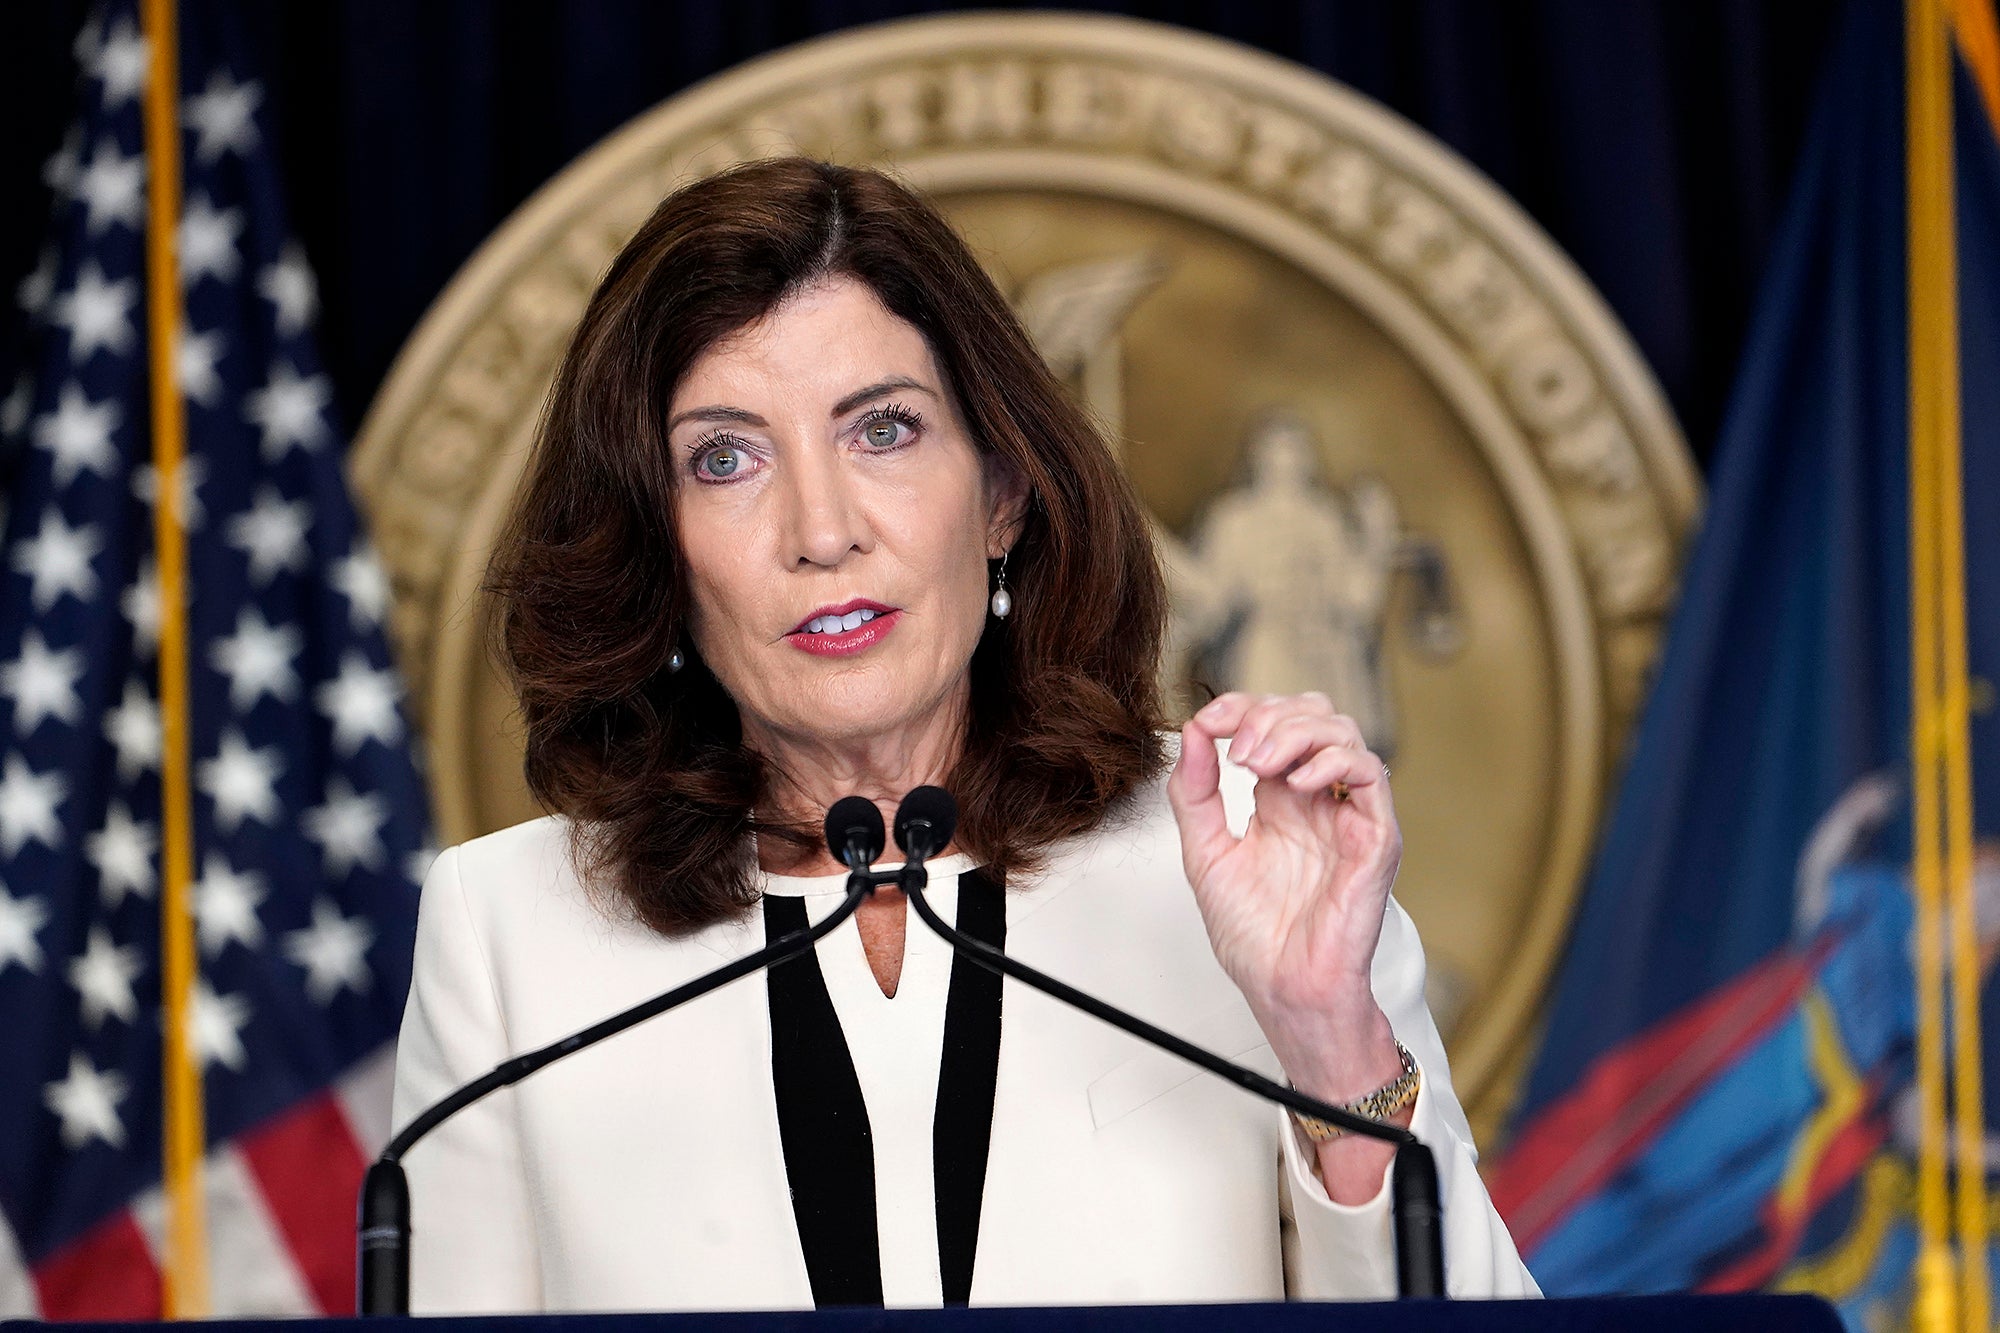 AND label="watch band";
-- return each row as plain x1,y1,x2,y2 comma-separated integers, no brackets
1289,1040,1421,1142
